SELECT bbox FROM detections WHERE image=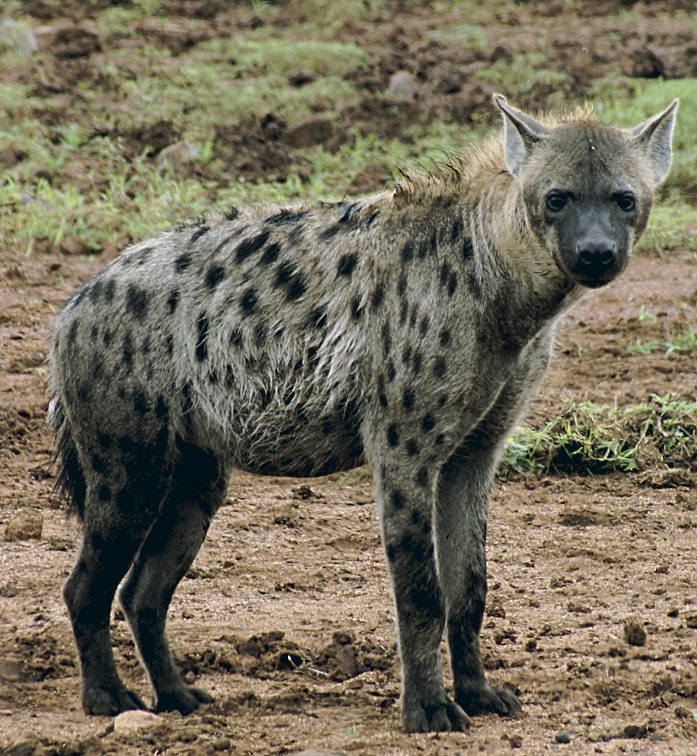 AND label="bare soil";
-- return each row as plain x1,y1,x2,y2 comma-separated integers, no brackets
1,2,696,754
